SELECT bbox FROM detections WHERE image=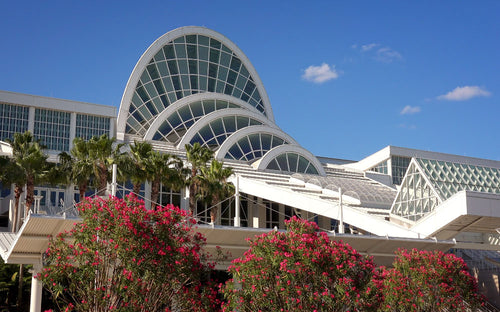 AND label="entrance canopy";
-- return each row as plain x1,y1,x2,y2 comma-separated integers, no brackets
197,225,456,267
0,214,80,265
